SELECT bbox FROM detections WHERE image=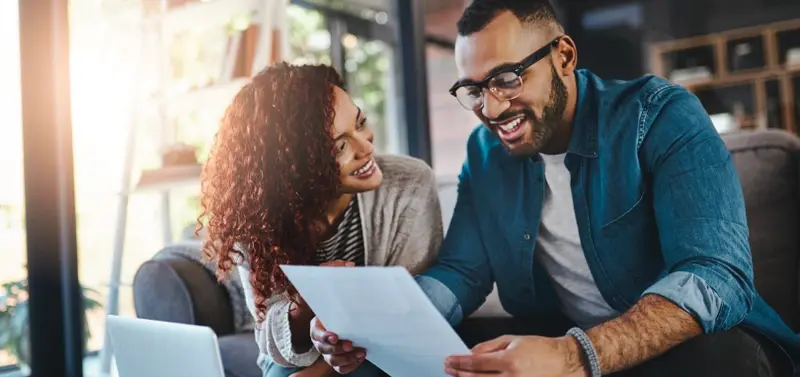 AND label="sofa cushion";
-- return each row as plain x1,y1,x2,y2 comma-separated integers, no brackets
133,248,236,336
723,130,800,331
